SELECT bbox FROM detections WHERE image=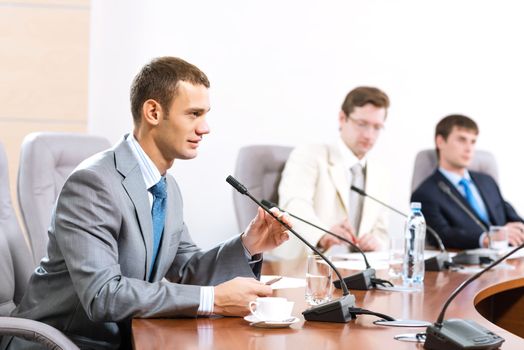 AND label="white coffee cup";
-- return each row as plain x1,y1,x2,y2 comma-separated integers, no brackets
248,297,294,321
